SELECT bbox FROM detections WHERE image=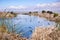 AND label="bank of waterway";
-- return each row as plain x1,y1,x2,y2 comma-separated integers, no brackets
0,14,56,38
